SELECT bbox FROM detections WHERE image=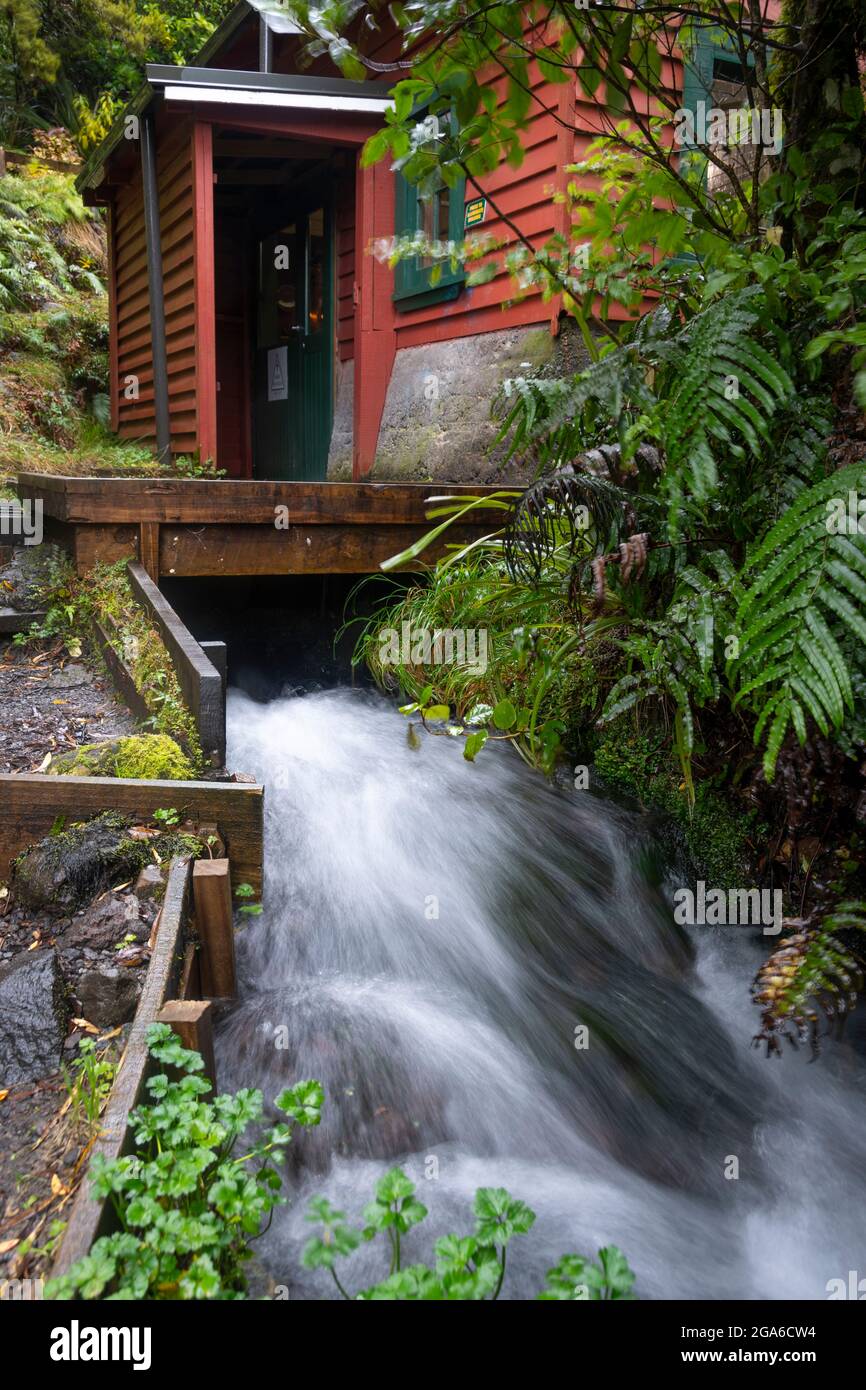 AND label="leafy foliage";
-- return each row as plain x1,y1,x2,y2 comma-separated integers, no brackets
0,0,232,150
47,1029,635,1302
539,1245,637,1300
46,1024,324,1300
731,462,866,779
302,1166,635,1301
